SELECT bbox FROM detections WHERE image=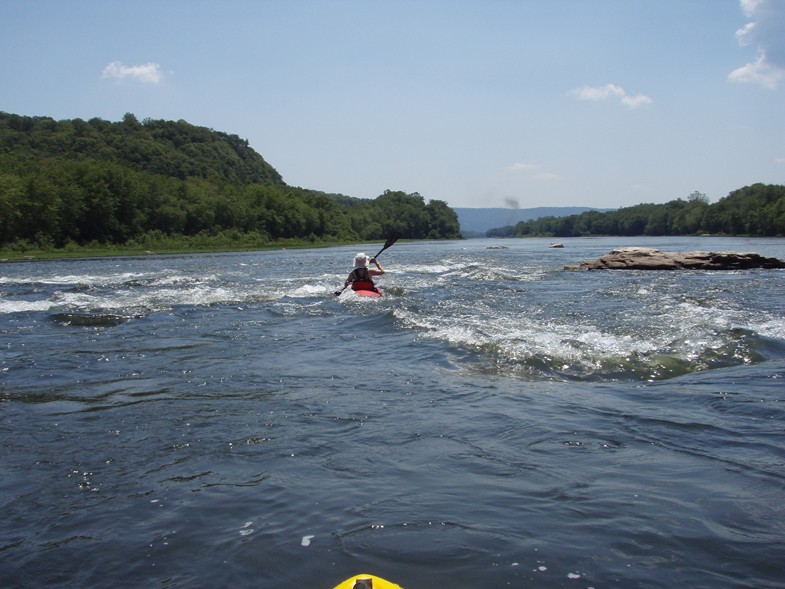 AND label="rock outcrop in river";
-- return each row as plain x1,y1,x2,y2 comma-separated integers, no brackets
565,247,785,271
